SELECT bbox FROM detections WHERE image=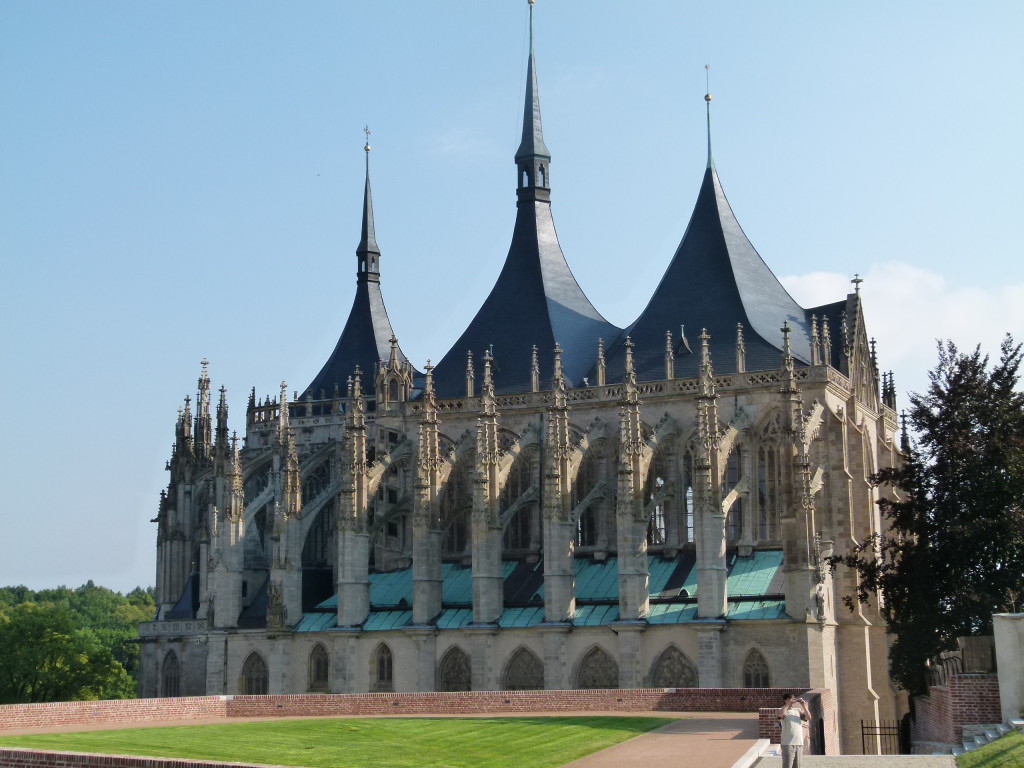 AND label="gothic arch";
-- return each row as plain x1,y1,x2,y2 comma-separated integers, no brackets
648,645,698,688
742,648,771,688
437,645,471,692
371,642,394,692
240,651,269,695
300,499,336,611
440,452,474,557
575,645,618,689
308,643,329,691
161,650,181,697
501,449,540,554
502,646,544,690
